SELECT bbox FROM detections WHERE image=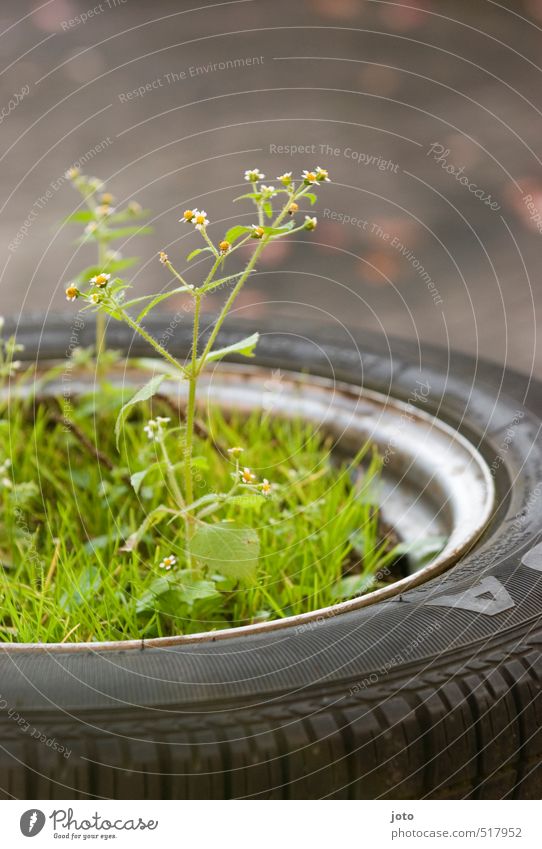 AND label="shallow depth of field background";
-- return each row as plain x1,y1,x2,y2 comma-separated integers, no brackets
1,0,541,373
